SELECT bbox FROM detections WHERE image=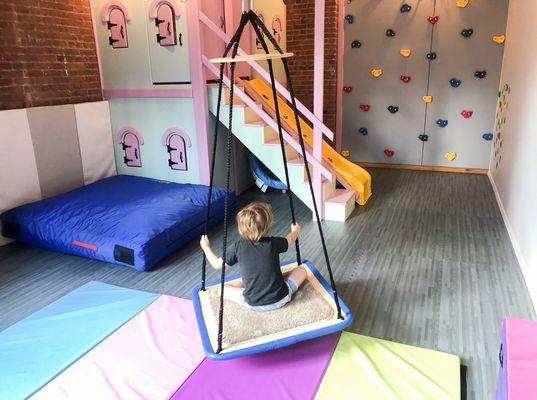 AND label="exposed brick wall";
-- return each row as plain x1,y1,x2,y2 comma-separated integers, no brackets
286,0,338,133
0,0,102,110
